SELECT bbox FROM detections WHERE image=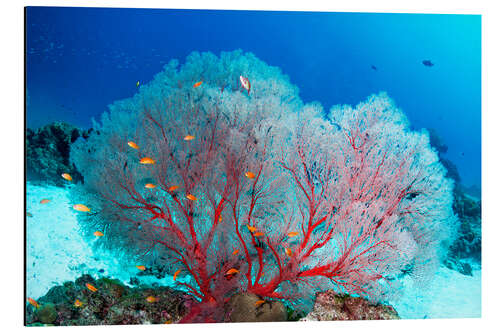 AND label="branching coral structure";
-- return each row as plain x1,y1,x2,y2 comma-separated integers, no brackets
70,50,456,322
